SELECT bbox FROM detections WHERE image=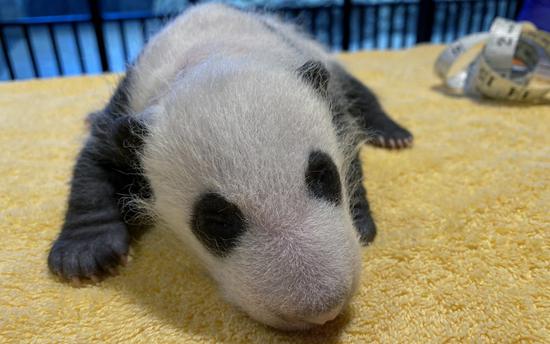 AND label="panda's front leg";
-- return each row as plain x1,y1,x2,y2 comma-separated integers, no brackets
48,141,131,284
48,114,150,284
